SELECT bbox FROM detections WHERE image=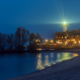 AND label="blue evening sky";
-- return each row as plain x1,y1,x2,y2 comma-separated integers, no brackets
0,0,80,39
